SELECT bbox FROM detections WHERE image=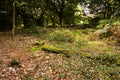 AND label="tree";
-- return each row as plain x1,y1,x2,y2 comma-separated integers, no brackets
83,0,120,19
12,0,15,40
16,0,47,27
0,0,82,29
45,0,80,27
